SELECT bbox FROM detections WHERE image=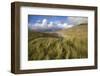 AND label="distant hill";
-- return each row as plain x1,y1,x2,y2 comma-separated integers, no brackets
55,23,88,39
